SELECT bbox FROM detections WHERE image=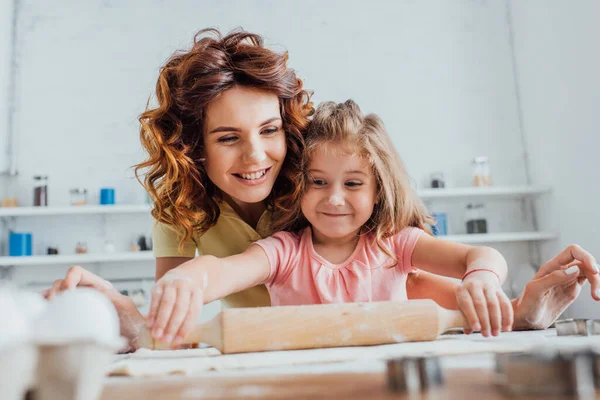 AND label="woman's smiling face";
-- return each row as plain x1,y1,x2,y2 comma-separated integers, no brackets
202,86,287,205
